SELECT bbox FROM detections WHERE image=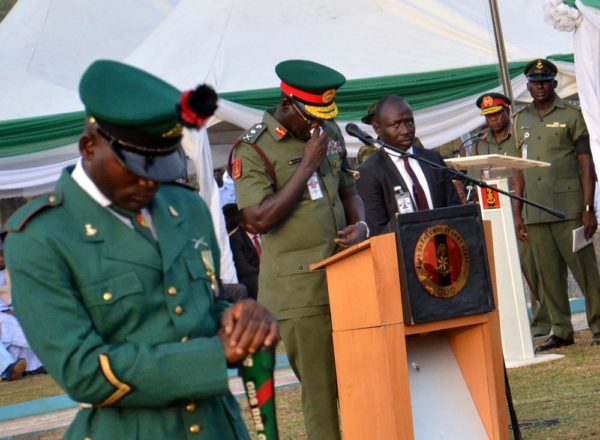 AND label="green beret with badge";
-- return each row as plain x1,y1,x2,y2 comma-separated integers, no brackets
79,60,218,182
275,59,346,120
524,58,558,82
476,92,511,115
